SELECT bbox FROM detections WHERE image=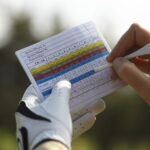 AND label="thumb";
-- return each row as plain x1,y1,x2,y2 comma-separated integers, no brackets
112,57,150,104
51,80,71,104
41,80,72,121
